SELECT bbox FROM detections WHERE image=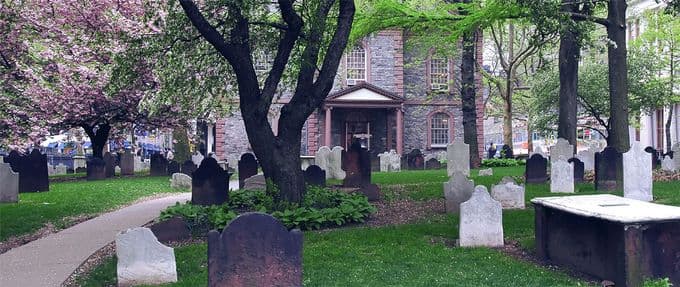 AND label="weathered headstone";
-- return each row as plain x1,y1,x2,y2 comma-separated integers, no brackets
443,172,474,214
238,153,258,189
19,149,49,192
378,151,390,172
303,165,326,187
568,157,584,183
180,160,197,176
576,149,595,172
192,158,230,206
662,156,675,171
342,142,371,187
119,150,135,176
116,227,177,286
447,141,470,177
87,158,107,181
644,146,661,170
595,147,622,191
478,168,493,176
167,160,180,175
623,142,653,202
551,159,574,193
459,186,504,247
500,176,516,184
133,156,144,172
491,182,525,209
54,164,67,175
531,146,546,157
191,153,205,166
103,152,116,178
150,153,168,177
525,153,548,184
672,142,680,169
0,163,19,203
550,138,573,163
149,217,191,244
208,213,302,287
243,174,266,191
329,146,346,179
378,149,402,172
170,173,192,189
315,146,332,175
425,158,441,169
406,149,424,169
